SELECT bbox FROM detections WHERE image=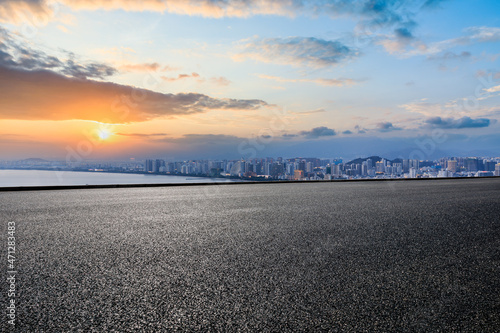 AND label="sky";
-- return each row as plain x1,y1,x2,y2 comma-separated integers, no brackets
0,0,499,161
